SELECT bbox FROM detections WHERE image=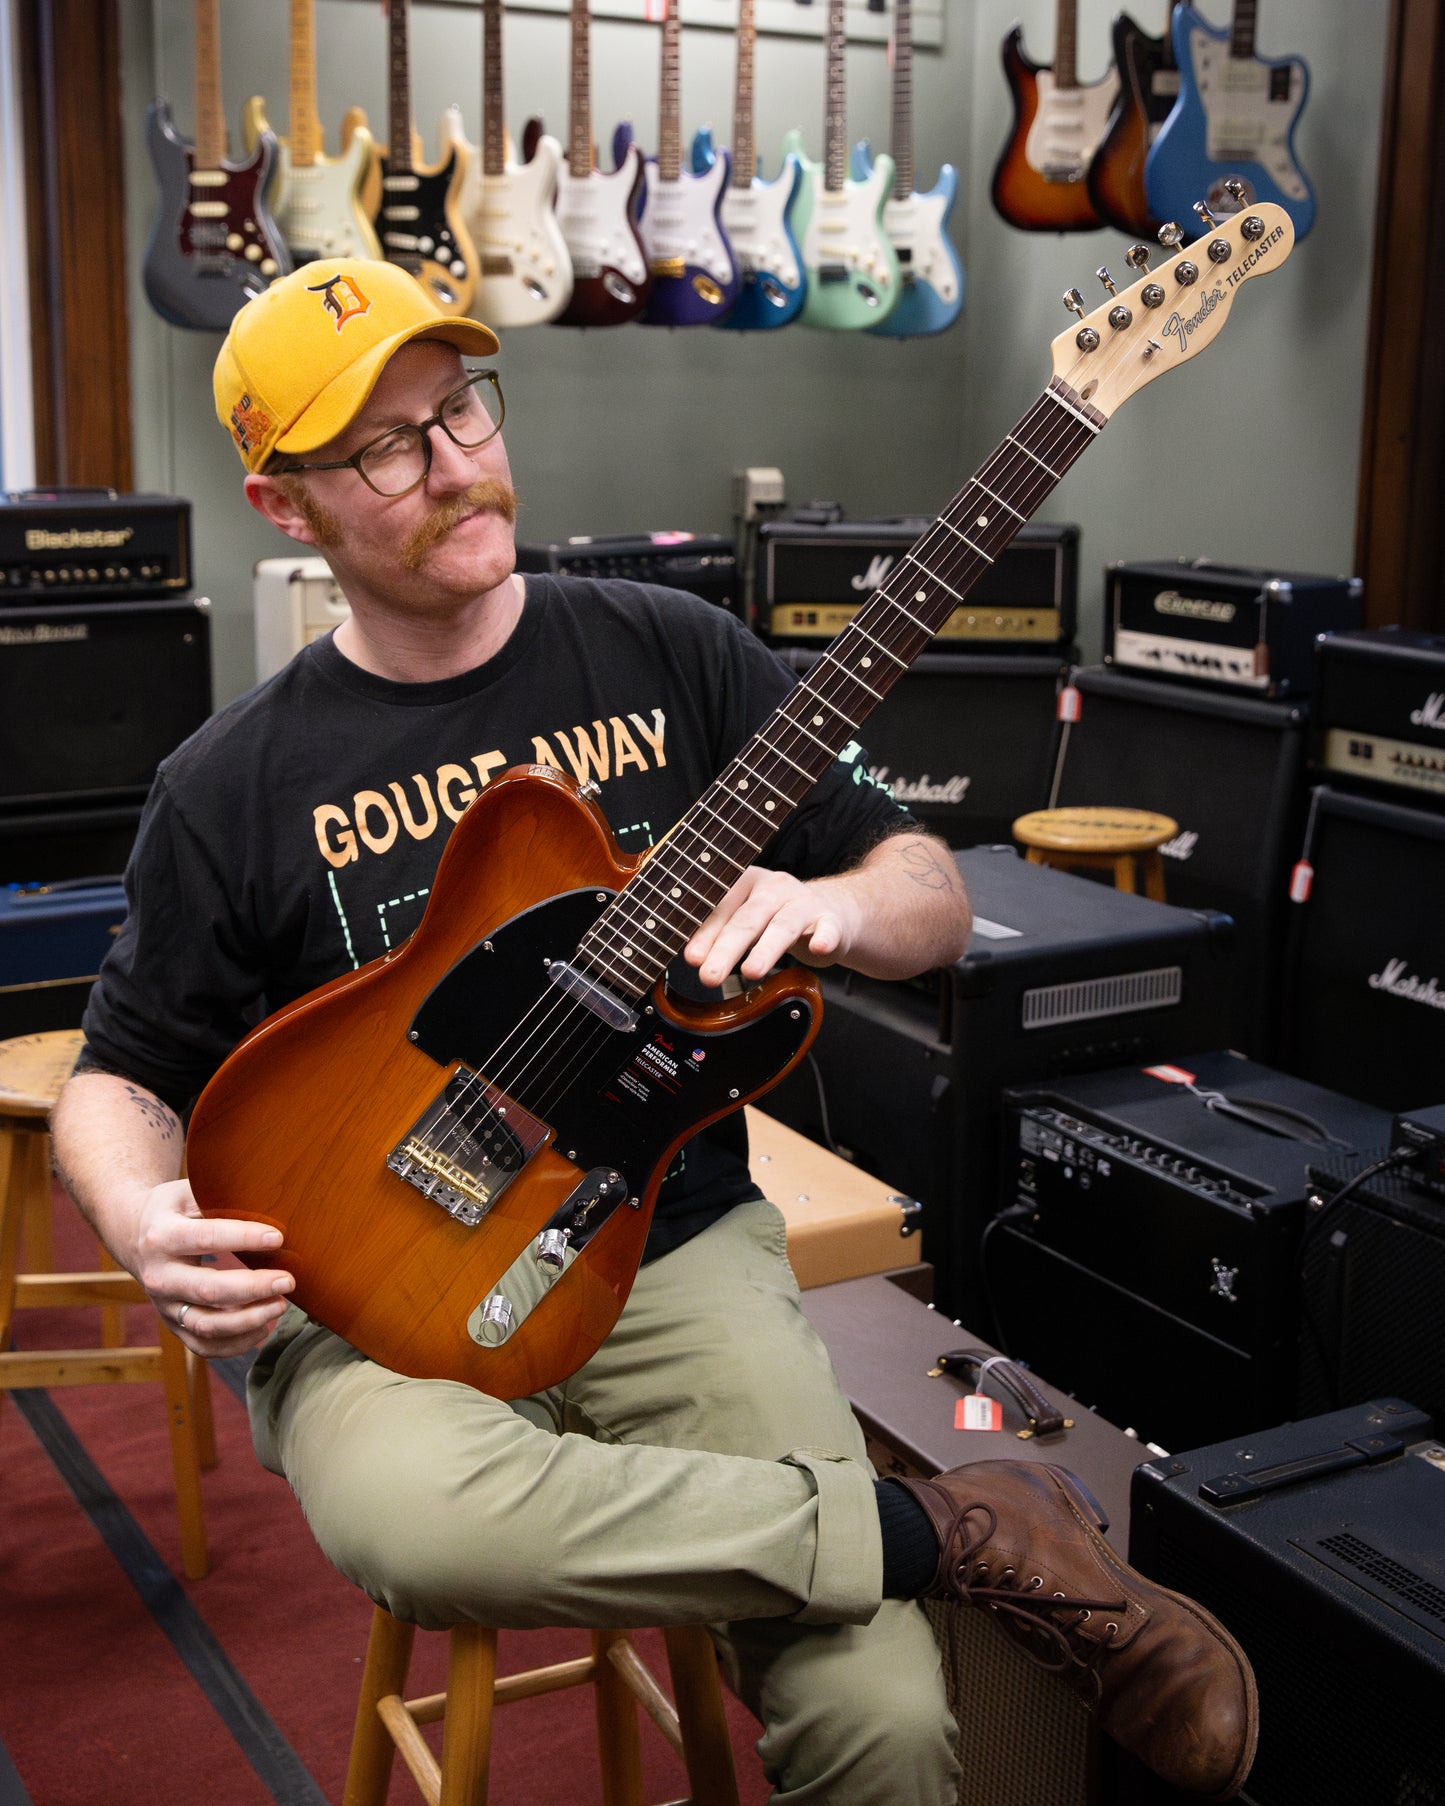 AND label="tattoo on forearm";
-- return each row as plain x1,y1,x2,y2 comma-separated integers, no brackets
125,1084,179,1143
897,840,958,891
